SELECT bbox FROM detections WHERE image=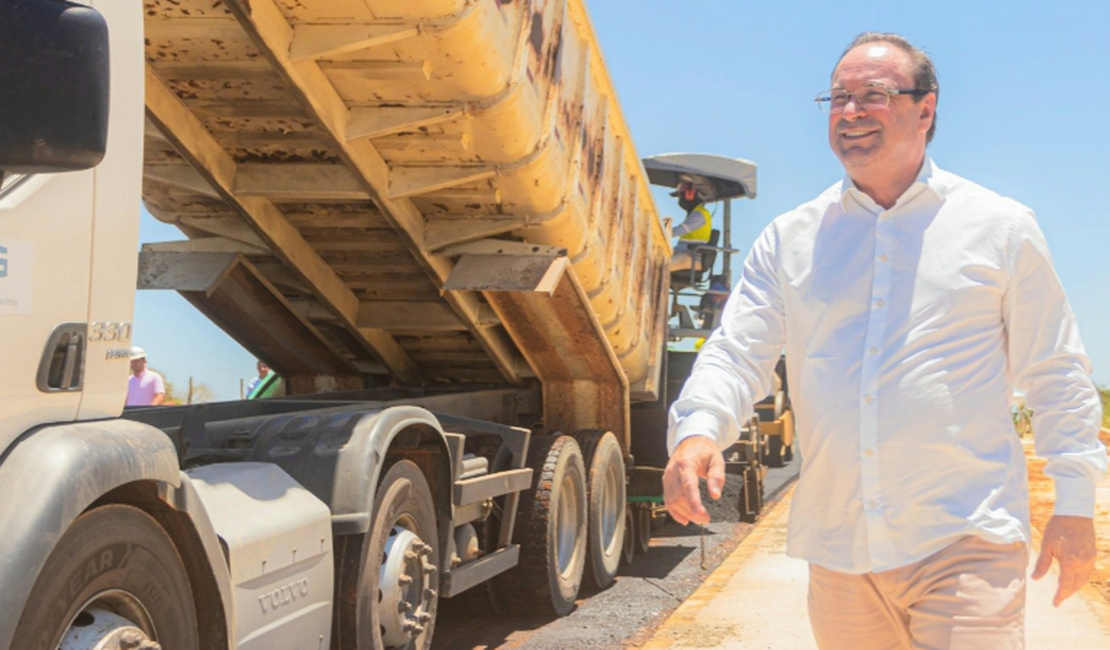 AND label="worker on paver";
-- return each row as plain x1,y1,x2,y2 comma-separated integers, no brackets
668,180,713,272
663,32,1106,650
125,346,166,406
